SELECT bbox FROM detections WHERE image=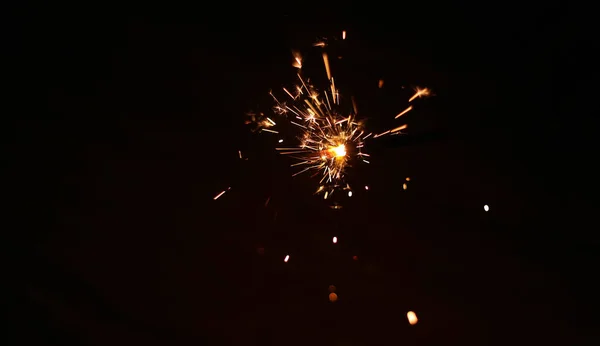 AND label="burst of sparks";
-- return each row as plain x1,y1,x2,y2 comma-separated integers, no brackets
248,34,433,198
